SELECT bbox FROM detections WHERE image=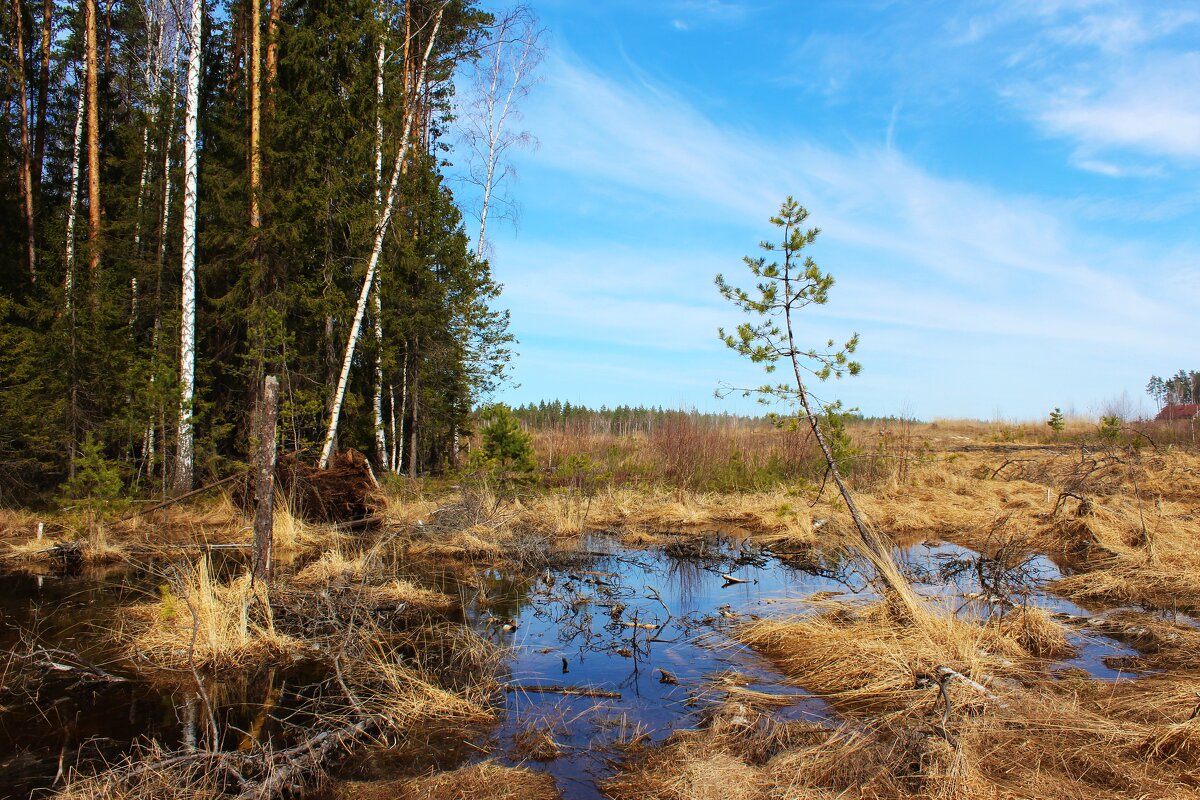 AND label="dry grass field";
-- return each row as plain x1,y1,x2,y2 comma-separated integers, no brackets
3,415,1198,799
